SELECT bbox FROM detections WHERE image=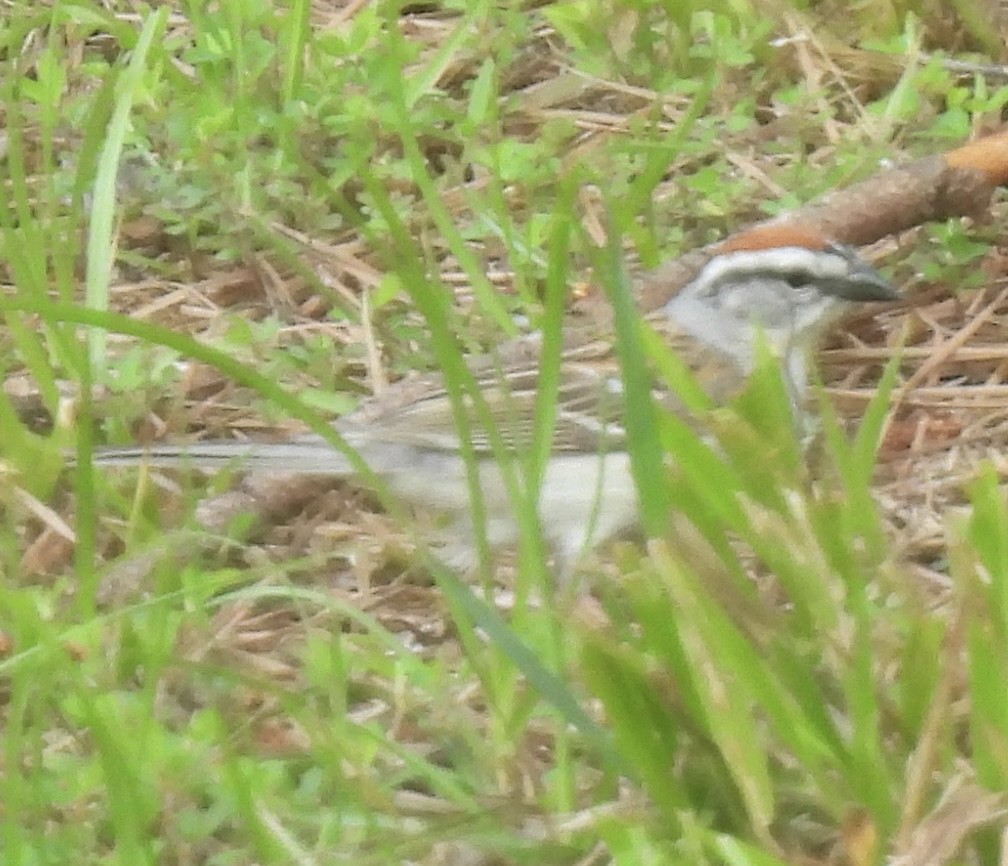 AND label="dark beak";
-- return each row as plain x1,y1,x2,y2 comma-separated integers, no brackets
826,247,900,303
